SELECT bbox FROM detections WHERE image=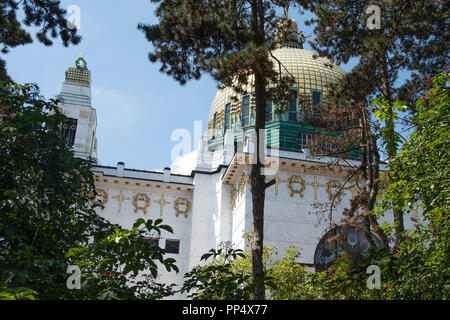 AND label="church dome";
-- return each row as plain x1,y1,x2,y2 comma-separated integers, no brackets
208,48,345,136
